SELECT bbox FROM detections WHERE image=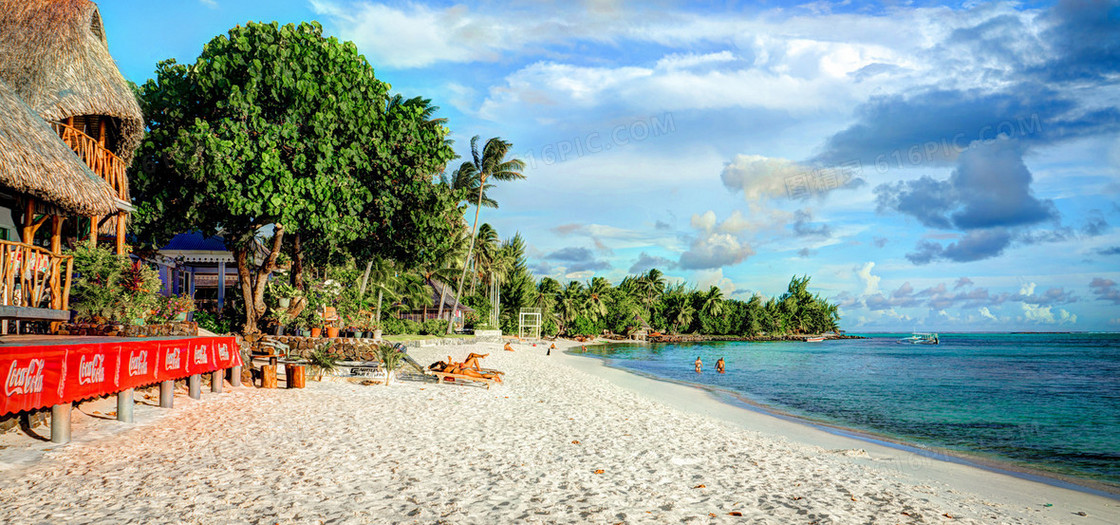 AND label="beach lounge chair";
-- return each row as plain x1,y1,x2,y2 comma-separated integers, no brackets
427,370,500,390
